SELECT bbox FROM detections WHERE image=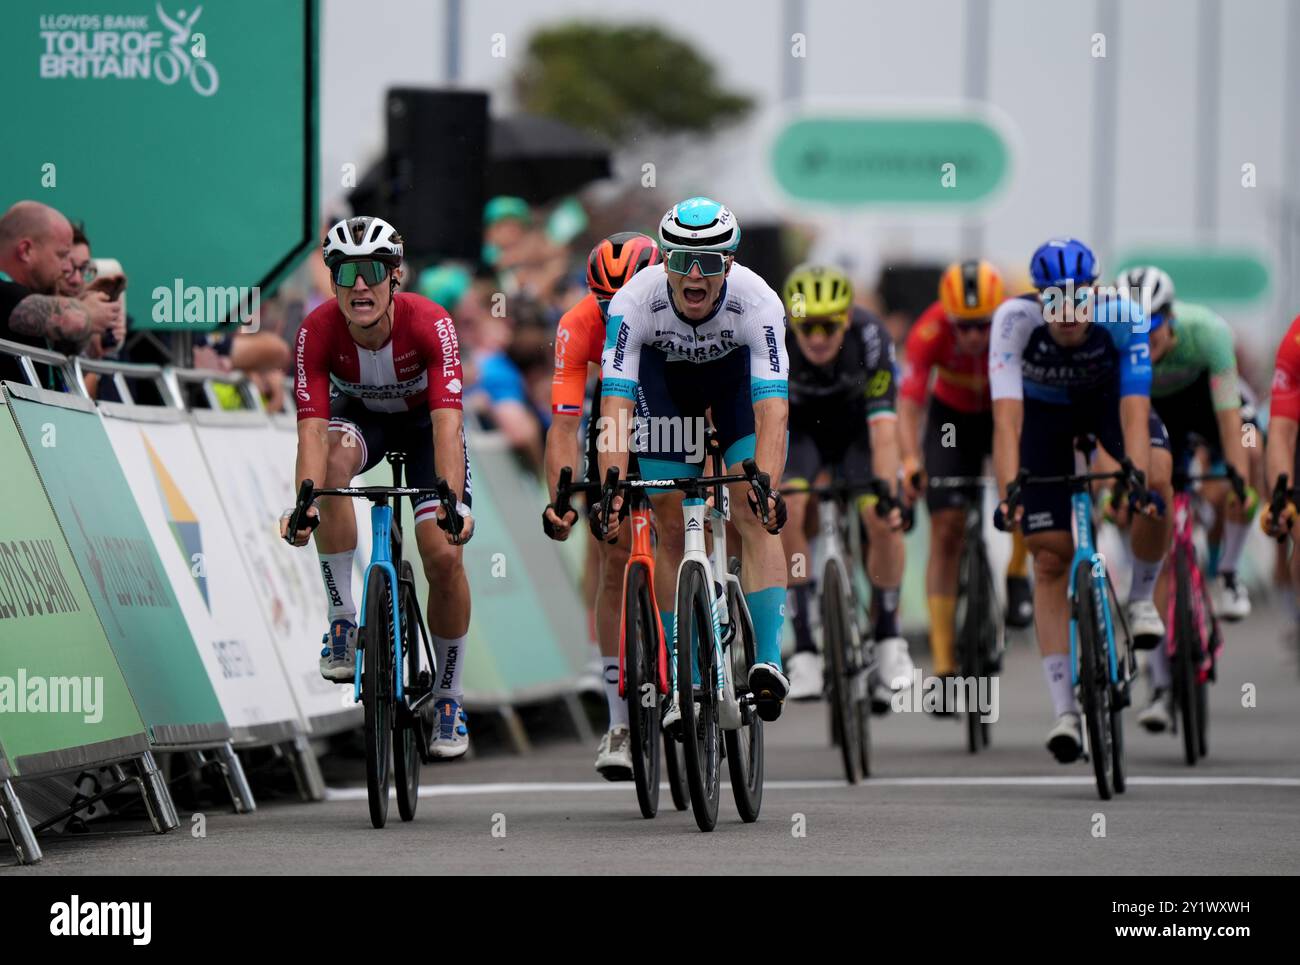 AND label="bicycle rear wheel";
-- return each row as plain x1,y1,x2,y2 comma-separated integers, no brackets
676,561,721,831
956,541,992,753
1074,560,1114,801
394,562,422,822
663,729,689,811
362,566,395,828
624,563,661,819
1173,552,1201,766
822,558,862,783
724,563,763,822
